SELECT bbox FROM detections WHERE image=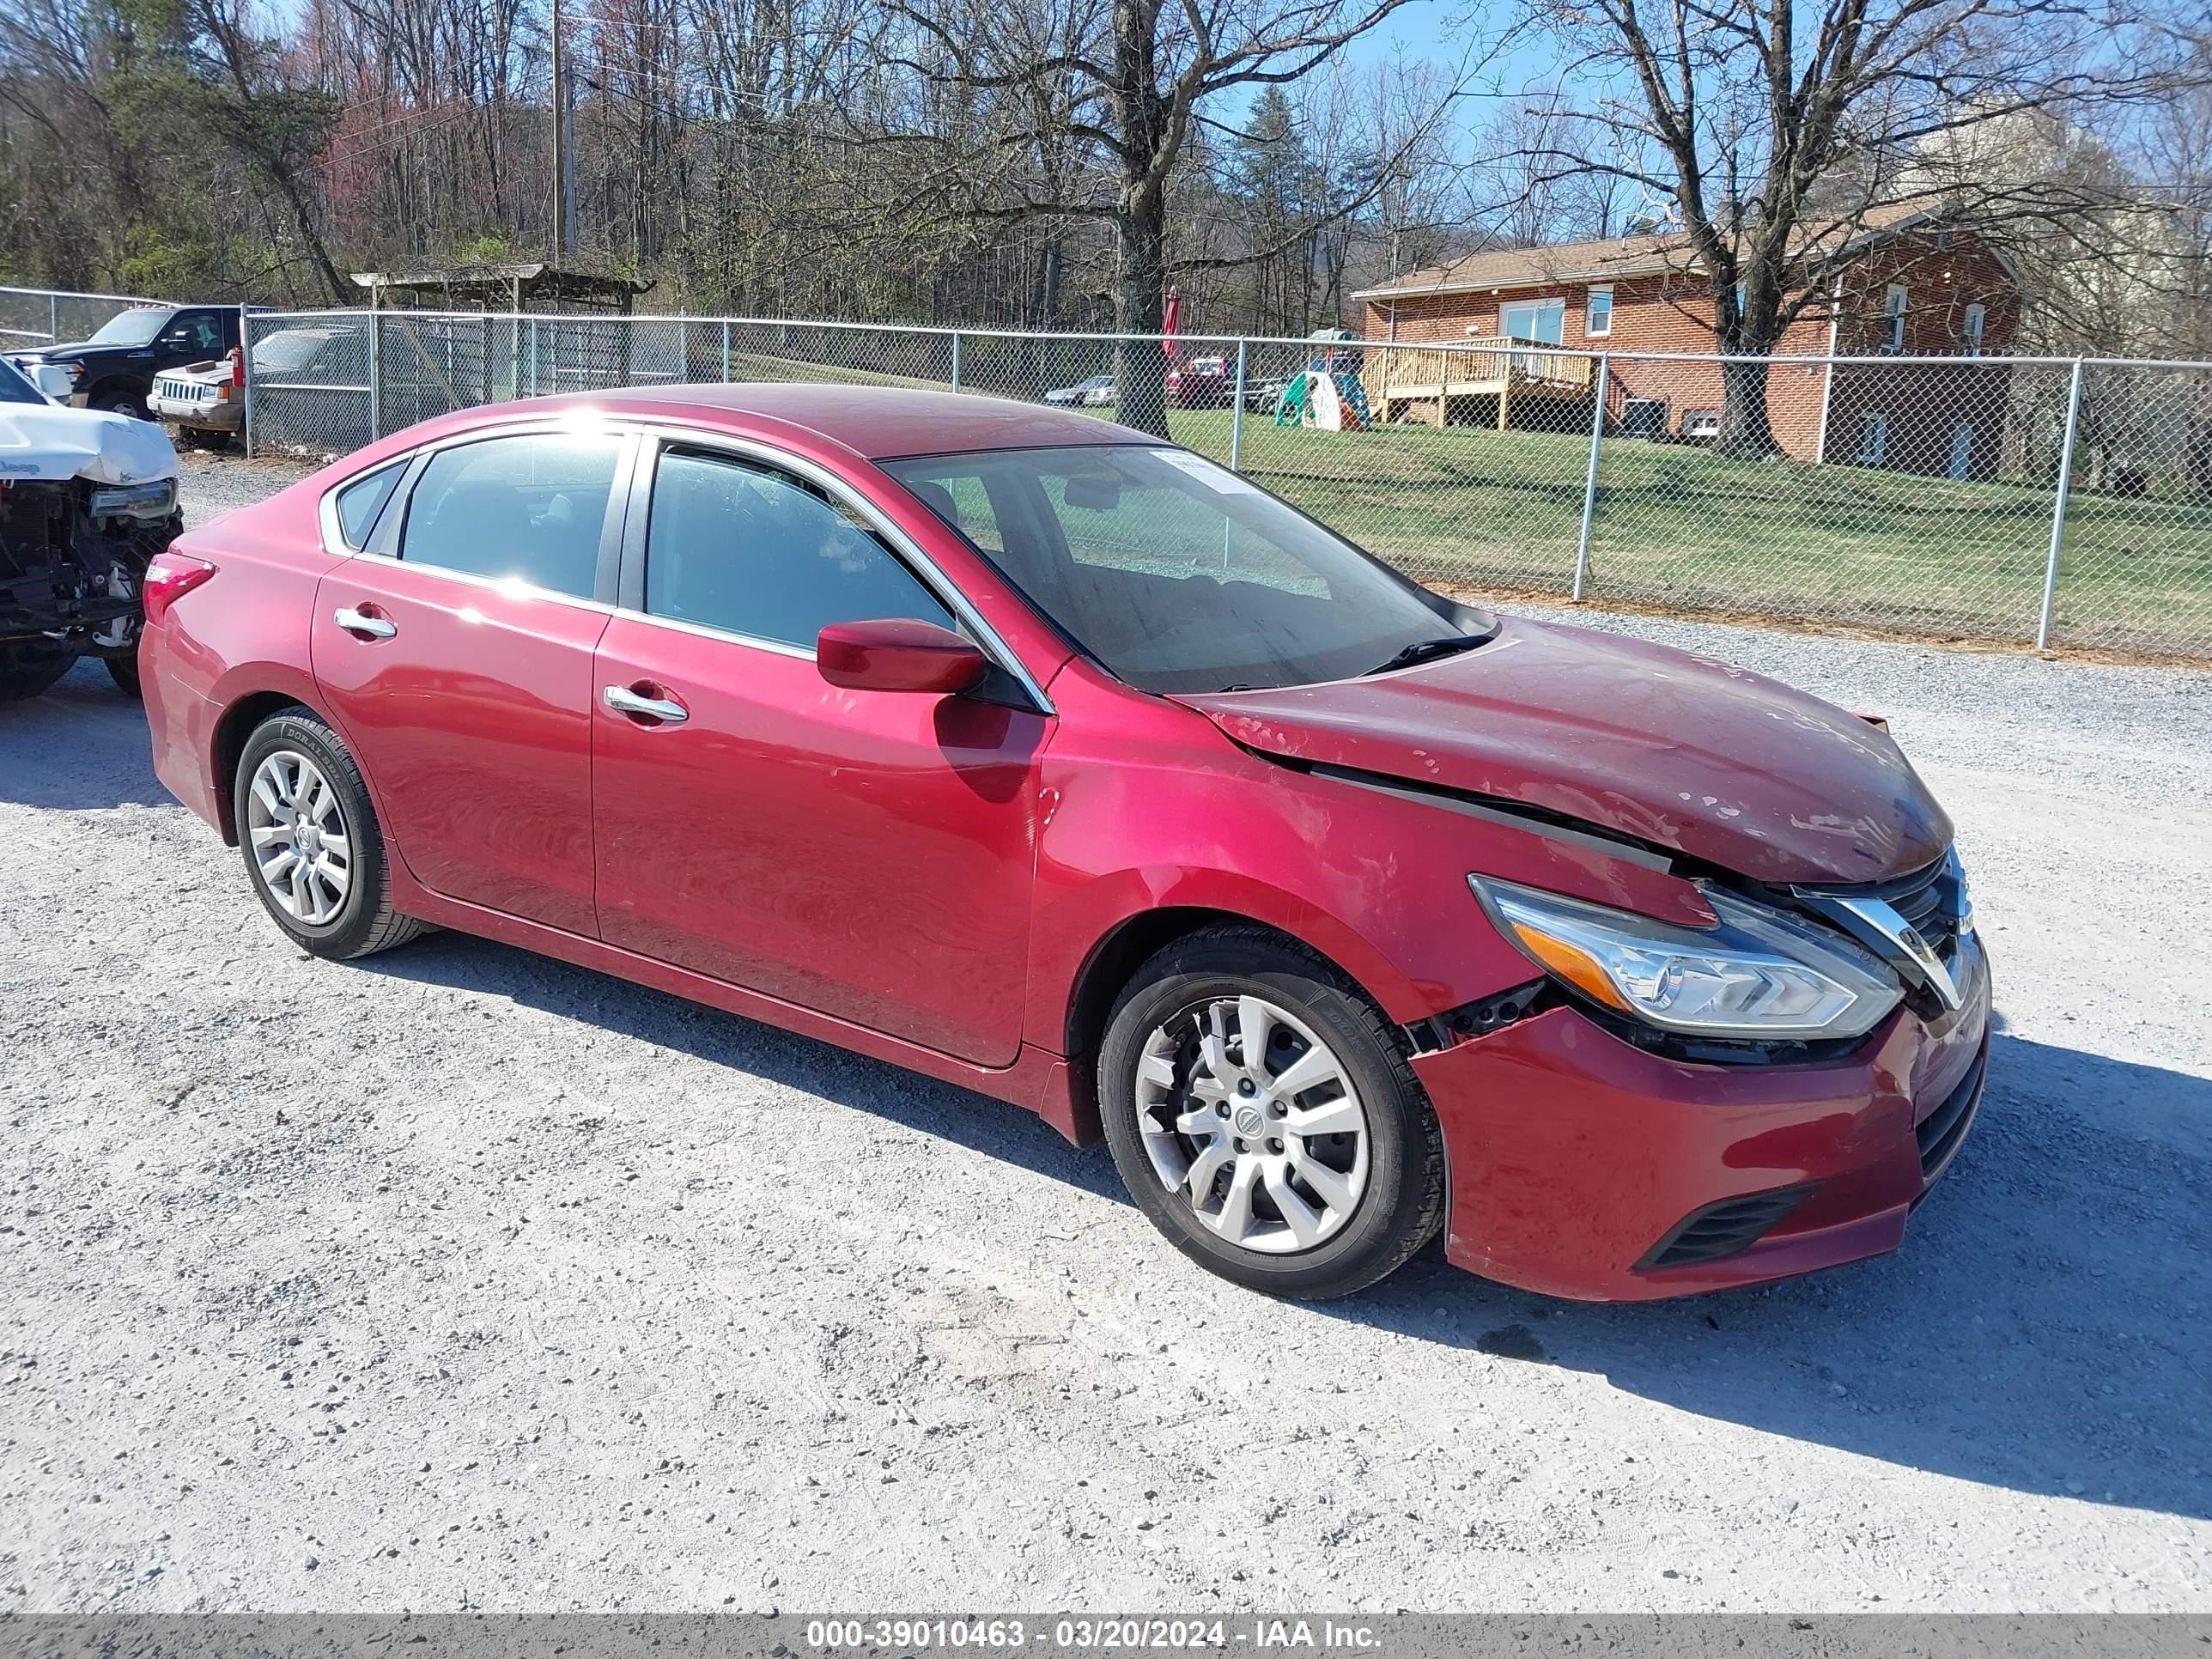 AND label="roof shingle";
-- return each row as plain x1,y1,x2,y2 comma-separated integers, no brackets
1353,201,1938,301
